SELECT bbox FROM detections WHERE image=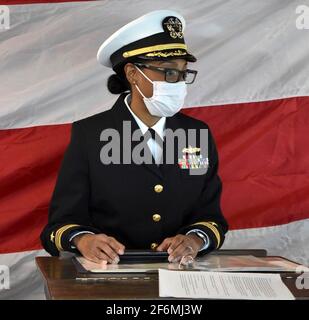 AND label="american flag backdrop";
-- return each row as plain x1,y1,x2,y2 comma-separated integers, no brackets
0,0,308,299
